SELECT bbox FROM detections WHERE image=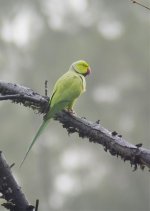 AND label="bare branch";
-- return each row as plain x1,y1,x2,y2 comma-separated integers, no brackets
0,80,49,113
0,81,150,171
56,112,150,171
131,0,150,10
0,152,35,211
